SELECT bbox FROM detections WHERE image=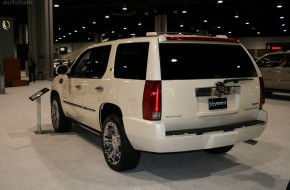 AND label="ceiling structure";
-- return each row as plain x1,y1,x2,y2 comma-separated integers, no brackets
0,0,289,43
